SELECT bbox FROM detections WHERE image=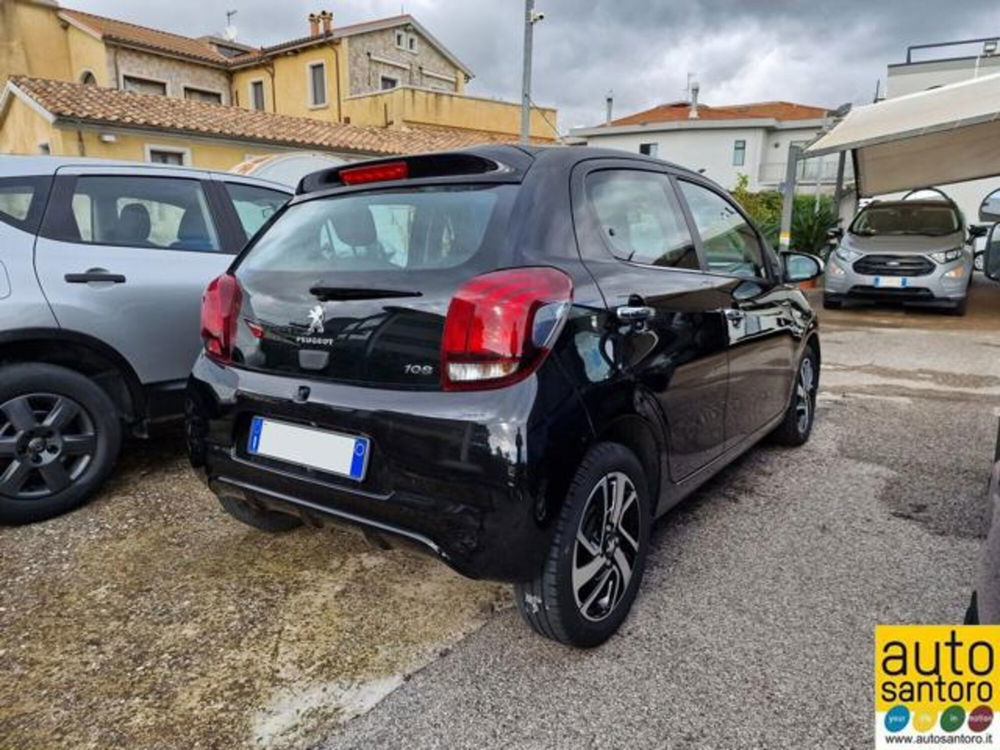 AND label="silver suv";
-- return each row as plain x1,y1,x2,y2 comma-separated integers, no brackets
0,156,290,523
823,199,973,315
